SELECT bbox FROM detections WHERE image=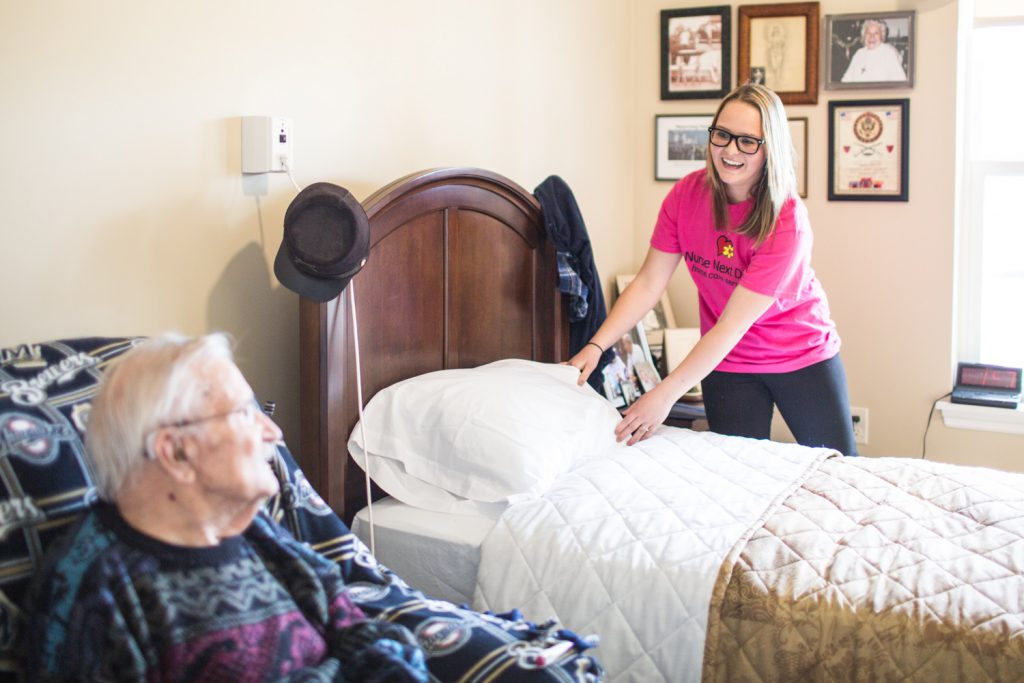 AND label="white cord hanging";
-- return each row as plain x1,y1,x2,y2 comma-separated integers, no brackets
349,280,375,555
